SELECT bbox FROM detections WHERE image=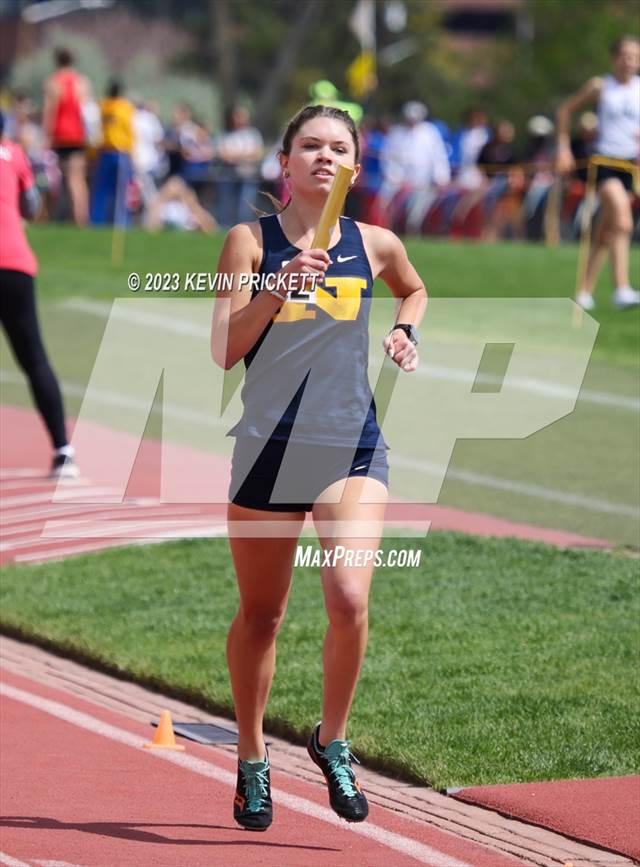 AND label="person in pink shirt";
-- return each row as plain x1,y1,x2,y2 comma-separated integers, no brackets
0,111,78,478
